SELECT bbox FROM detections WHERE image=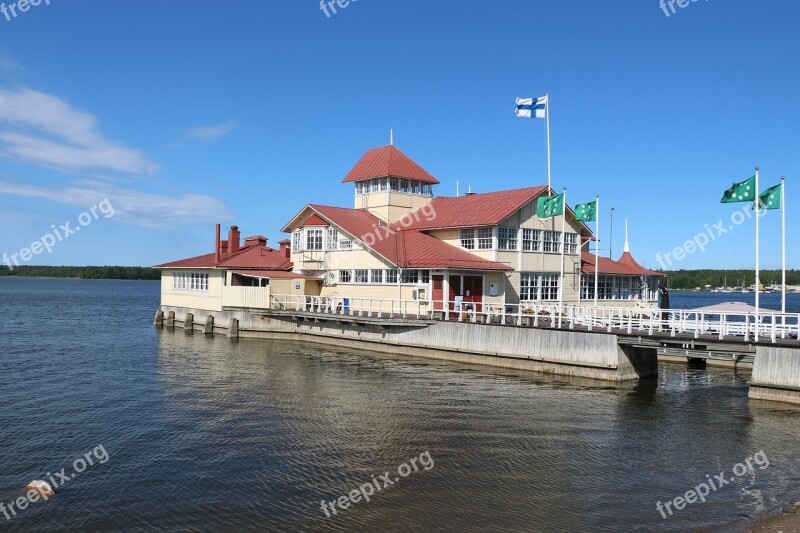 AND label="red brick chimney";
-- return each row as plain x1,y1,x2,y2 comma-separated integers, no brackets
214,224,221,263
279,239,291,259
228,225,241,254
244,235,268,247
